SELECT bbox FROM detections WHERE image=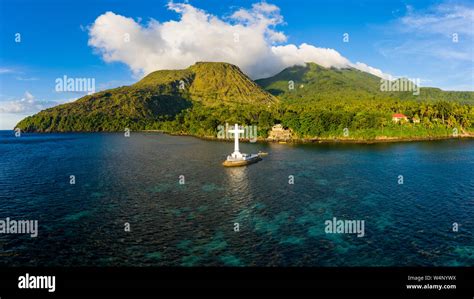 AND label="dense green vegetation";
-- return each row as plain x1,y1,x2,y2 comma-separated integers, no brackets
254,63,474,139
278,98,473,139
256,63,474,105
17,62,277,133
16,62,474,141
